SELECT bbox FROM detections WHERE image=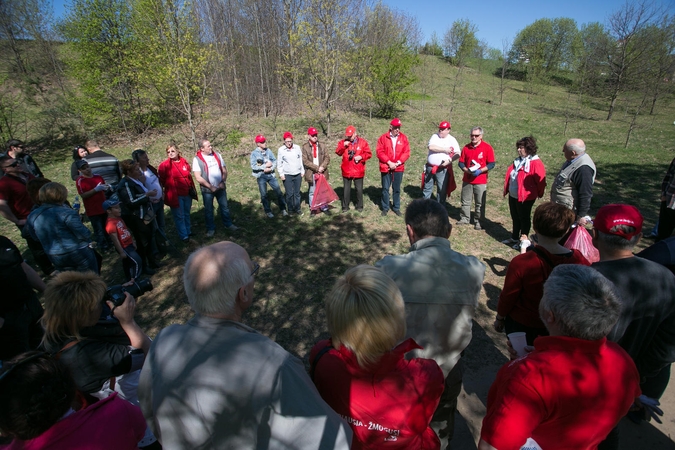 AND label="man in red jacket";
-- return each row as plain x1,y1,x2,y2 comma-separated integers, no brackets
376,118,410,217
335,126,371,213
